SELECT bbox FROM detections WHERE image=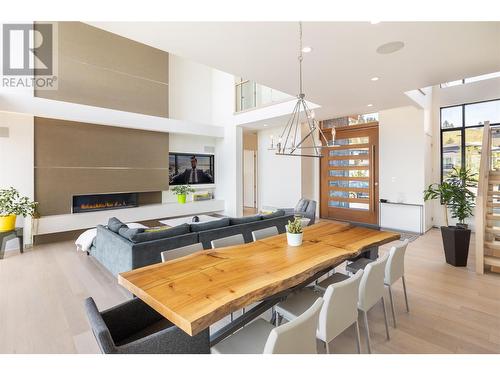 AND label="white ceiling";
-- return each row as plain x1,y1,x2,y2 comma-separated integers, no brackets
89,22,500,121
